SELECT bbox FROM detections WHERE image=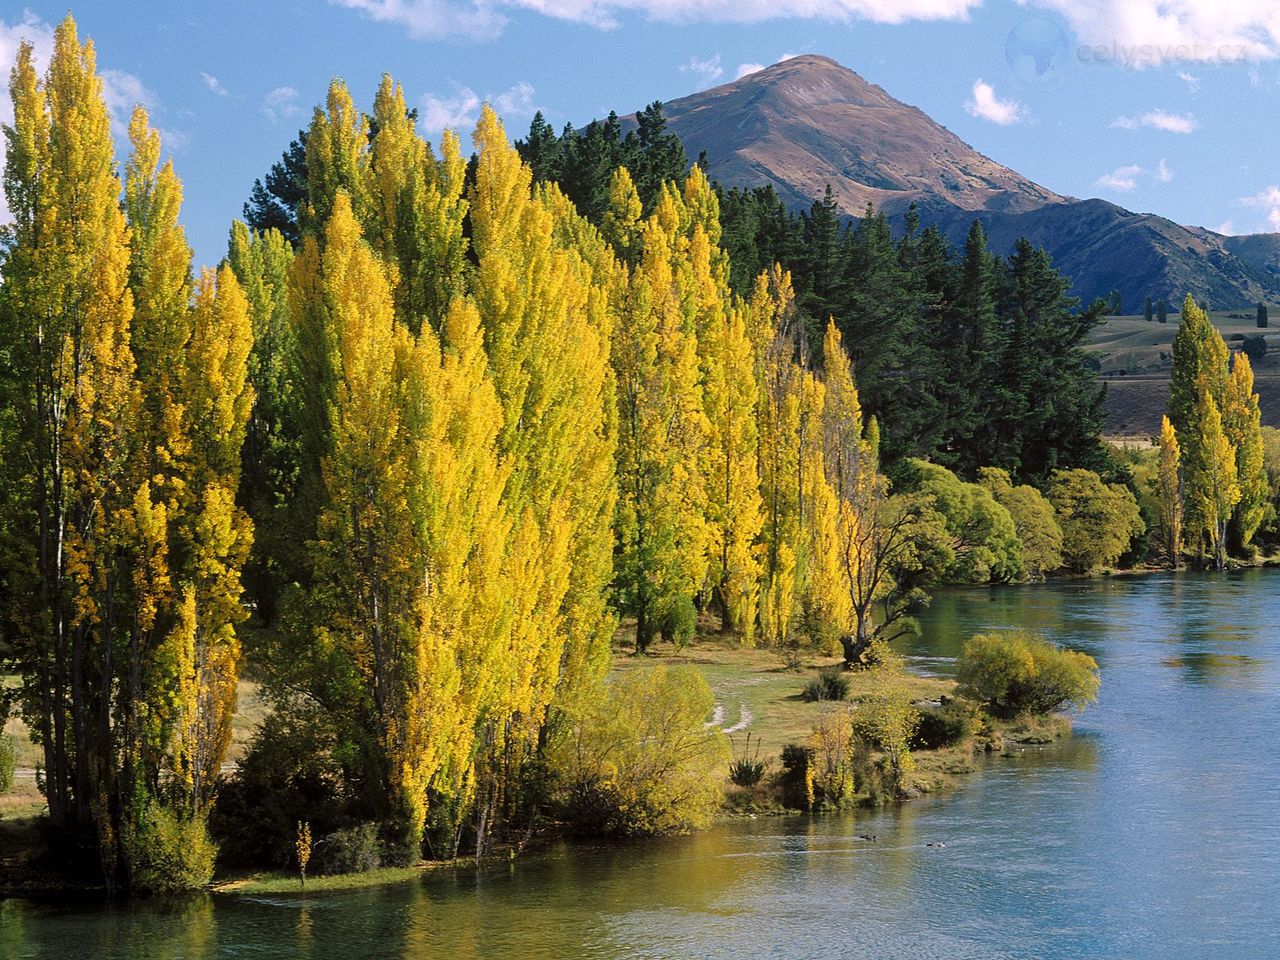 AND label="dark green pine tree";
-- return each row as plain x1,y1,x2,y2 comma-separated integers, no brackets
516,111,562,184
1144,296,1154,322
1258,301,1269,328
992,239,1107,481
626,101,687,211
243,131,307,245
839,205,916,451
939,220,1000,473
796,185,845,325
1157,299,1168,323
